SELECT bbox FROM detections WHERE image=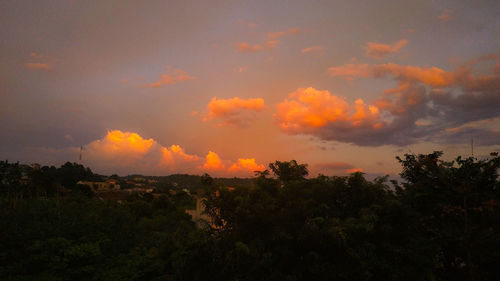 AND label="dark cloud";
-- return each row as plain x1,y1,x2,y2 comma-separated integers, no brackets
278,56,500,147
437,127,500,146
